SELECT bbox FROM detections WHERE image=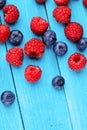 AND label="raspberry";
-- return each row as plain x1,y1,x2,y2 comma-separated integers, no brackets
68,53,86,71
83,0,87,7
24,65,42,82
64,22,83,42
30,16,49,35
36,0,46,3
24,38,45,58
0,24,10,42
6,47,24,66
53,6,71,24
54,0,70,5
3,4,19,24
